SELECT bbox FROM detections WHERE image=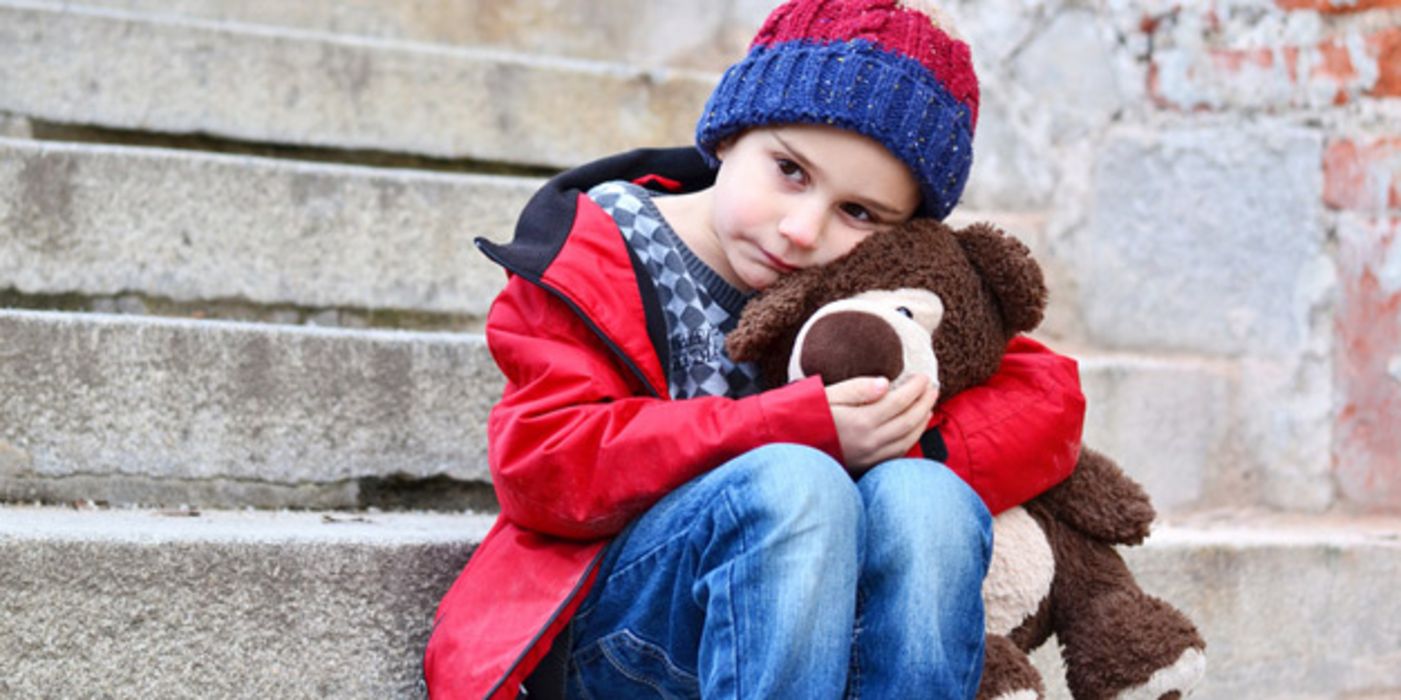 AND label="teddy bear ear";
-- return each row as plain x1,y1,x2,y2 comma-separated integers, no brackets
952,223,1048,335
726,267,824,362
